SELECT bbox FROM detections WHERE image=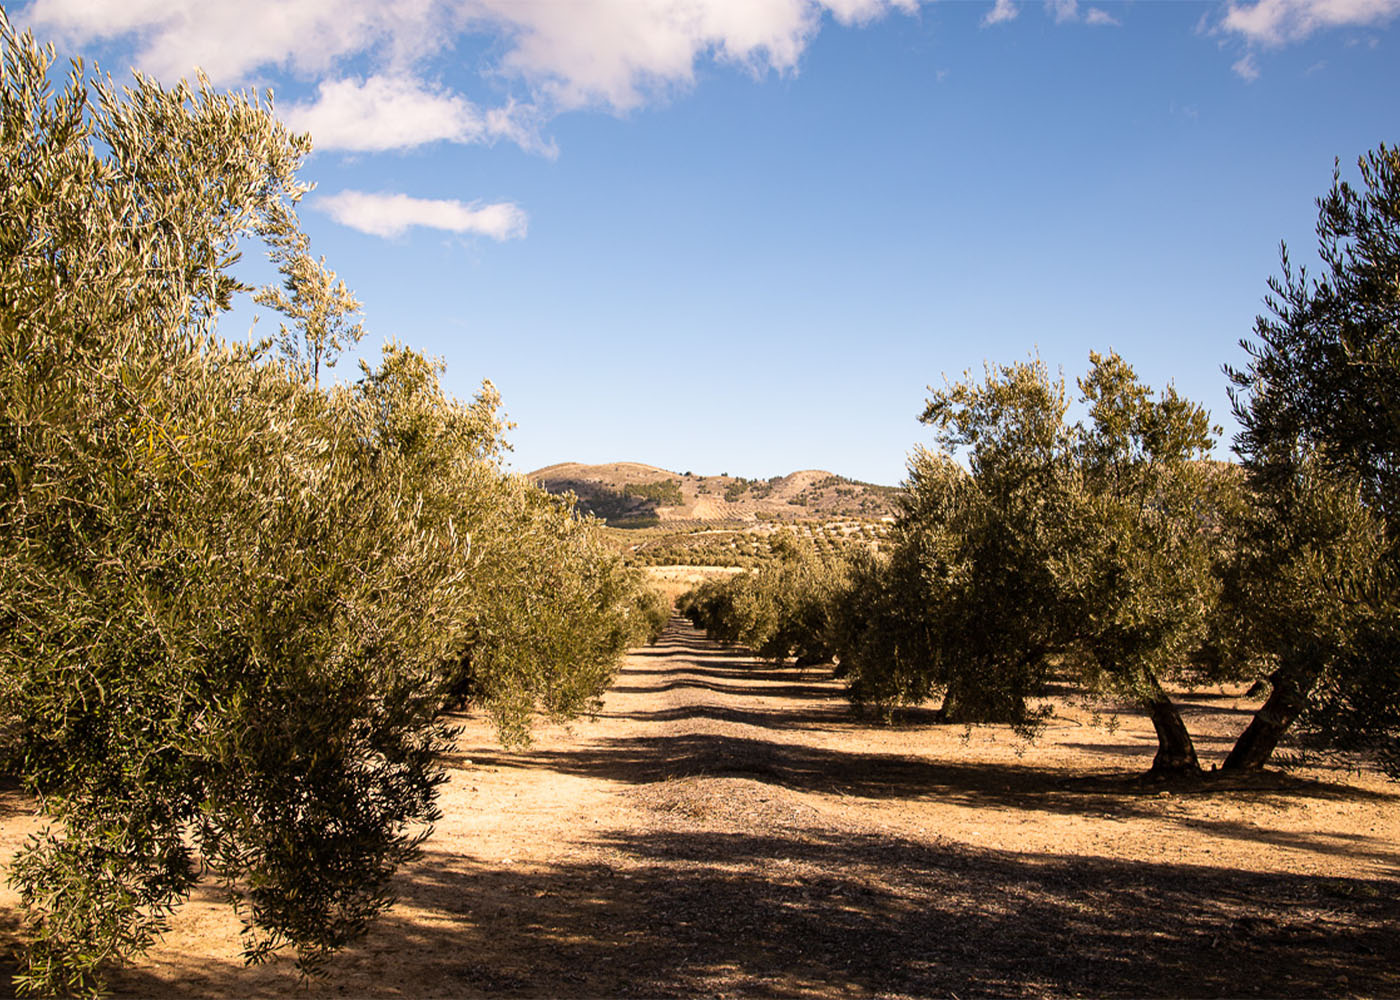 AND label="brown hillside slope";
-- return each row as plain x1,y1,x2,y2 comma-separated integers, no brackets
529,462,900,525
